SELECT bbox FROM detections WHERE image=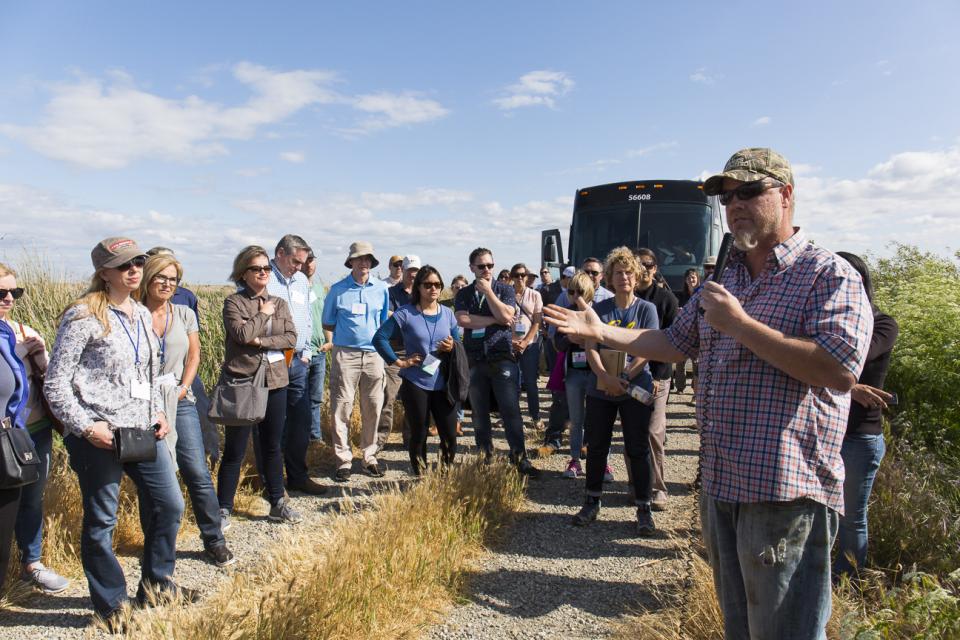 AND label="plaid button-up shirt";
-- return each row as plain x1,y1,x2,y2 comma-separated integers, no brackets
665,228,873,514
